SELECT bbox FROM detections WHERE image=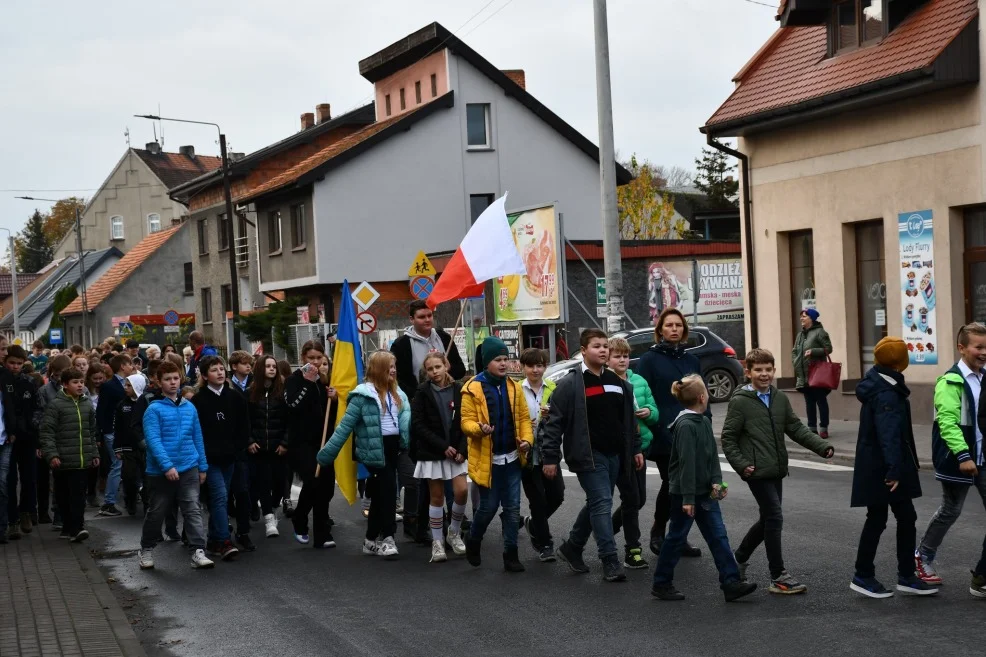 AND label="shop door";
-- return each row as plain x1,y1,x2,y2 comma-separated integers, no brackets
856,221,887,371
966,208,986,322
